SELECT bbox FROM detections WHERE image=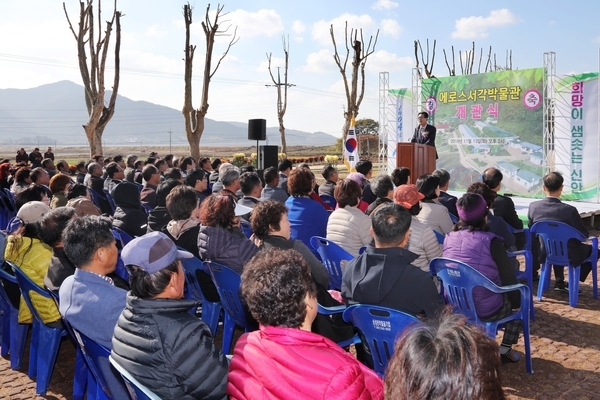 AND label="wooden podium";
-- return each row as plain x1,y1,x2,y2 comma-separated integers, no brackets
396,143,437,184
